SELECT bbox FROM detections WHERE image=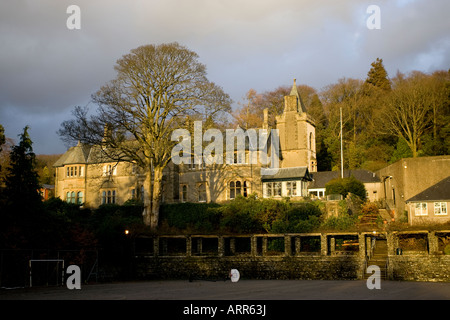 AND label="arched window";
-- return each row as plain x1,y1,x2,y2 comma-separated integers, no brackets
235,181,241,196
230,181,246,199
77,192,83,205
229,181,235,199
243,181,248,197
181,185,187,202
198,183,206,202
102,191,107,204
